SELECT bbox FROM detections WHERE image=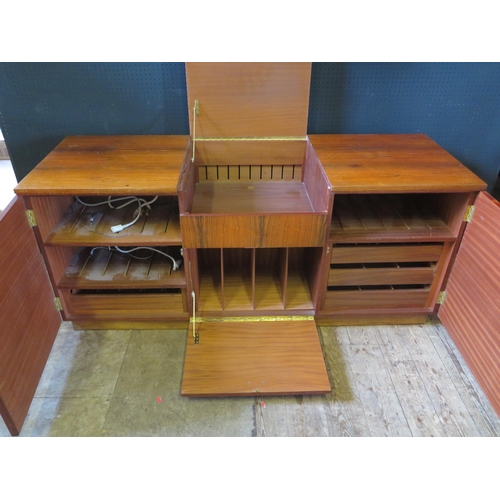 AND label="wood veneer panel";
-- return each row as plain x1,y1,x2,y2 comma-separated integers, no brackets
0,197,61,436
438,191,500,416
329,265,436,287
181,319,330,396
181,213,327,248
58,247,186,289
67,292,187,318
186,63,311,138
15,135,189,196
324,288,429,311
193,141,306,167
309,134,487,194
330,244,443,264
